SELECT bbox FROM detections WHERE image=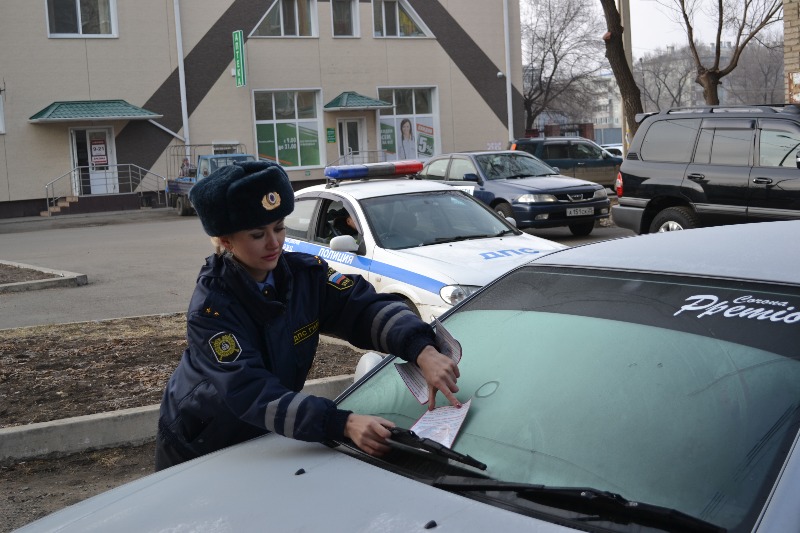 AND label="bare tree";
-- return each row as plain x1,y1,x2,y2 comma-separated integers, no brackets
657,0,783,104
520,0,605,131
723,31,784,104
637,46,698,111
597,0,643,137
